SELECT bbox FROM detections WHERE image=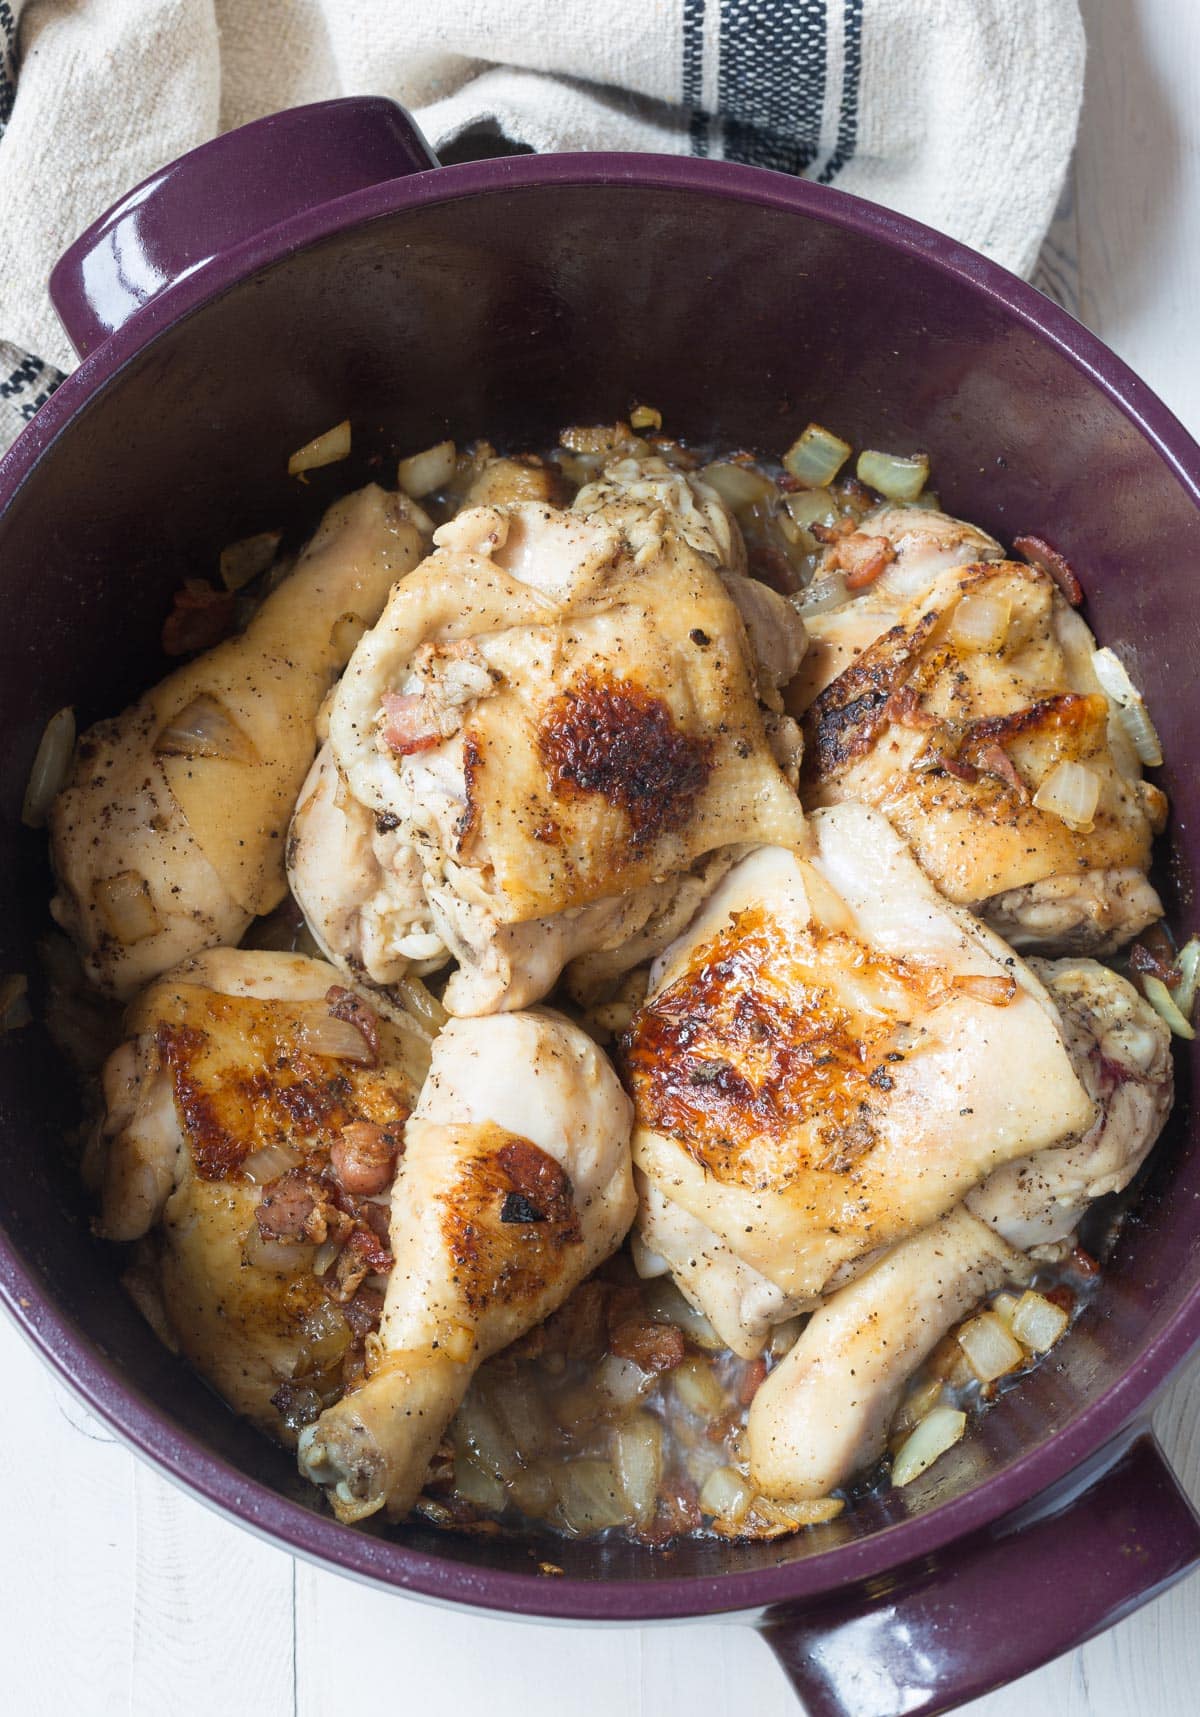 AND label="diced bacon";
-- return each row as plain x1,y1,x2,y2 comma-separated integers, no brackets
330,1119,400,1195
1013,535,1084,607
609,1319,686,1374
324,984,380,1064
380,690,443,756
